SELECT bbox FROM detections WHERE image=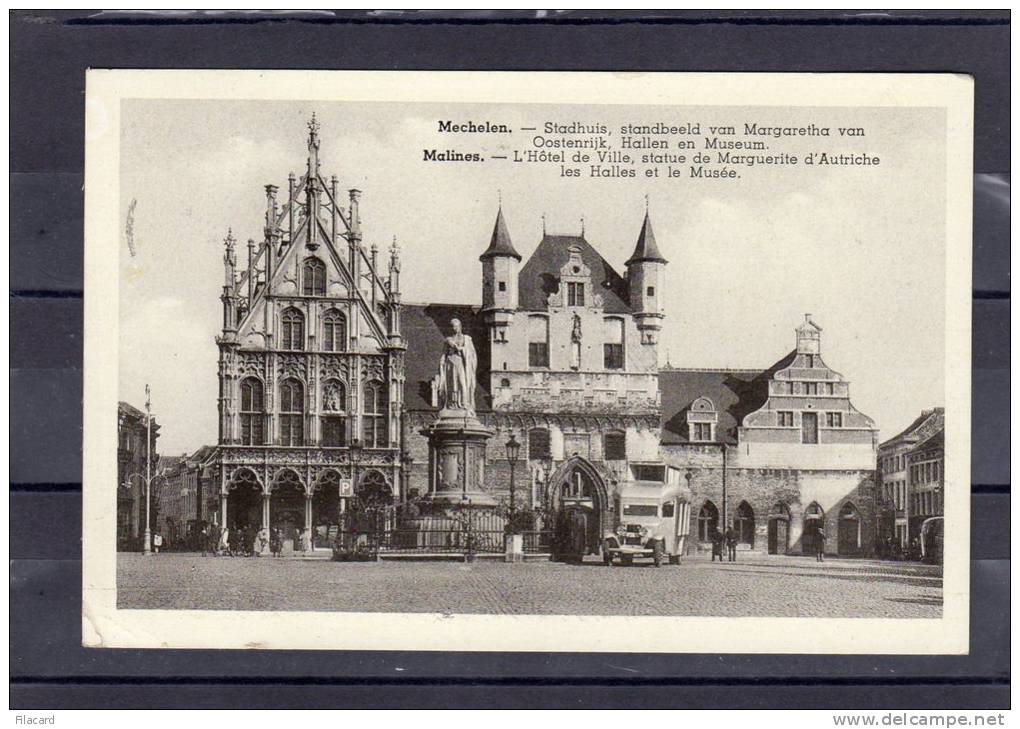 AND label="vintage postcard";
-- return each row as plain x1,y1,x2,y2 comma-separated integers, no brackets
82,70,972,652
